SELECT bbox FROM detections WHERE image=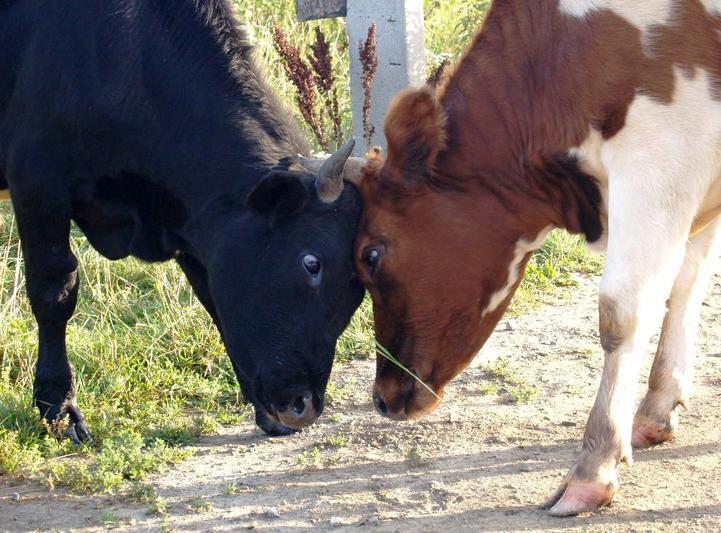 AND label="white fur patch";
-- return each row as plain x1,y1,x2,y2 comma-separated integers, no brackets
558,0,674,30
700,0,721,16
597,67,721,351
569,69,721,252
482,227,552,318
601,69,721,197
558,0,600,18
